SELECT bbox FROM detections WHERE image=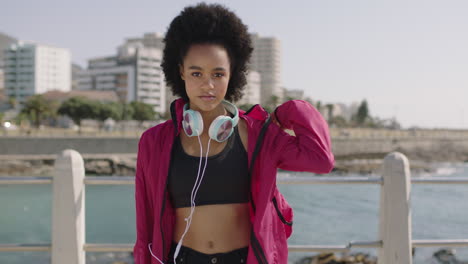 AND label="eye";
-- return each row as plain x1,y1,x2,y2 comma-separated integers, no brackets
213,72,225,78
191,72,202,77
